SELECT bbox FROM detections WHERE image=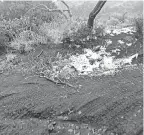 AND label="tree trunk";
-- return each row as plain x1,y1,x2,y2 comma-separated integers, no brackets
87,0,107,29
